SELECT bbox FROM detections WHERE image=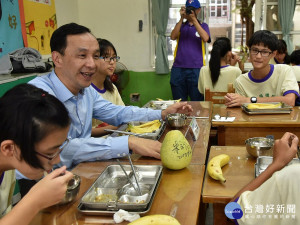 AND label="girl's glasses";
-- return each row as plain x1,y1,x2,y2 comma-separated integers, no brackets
35,139,69,161
99,56,120,62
